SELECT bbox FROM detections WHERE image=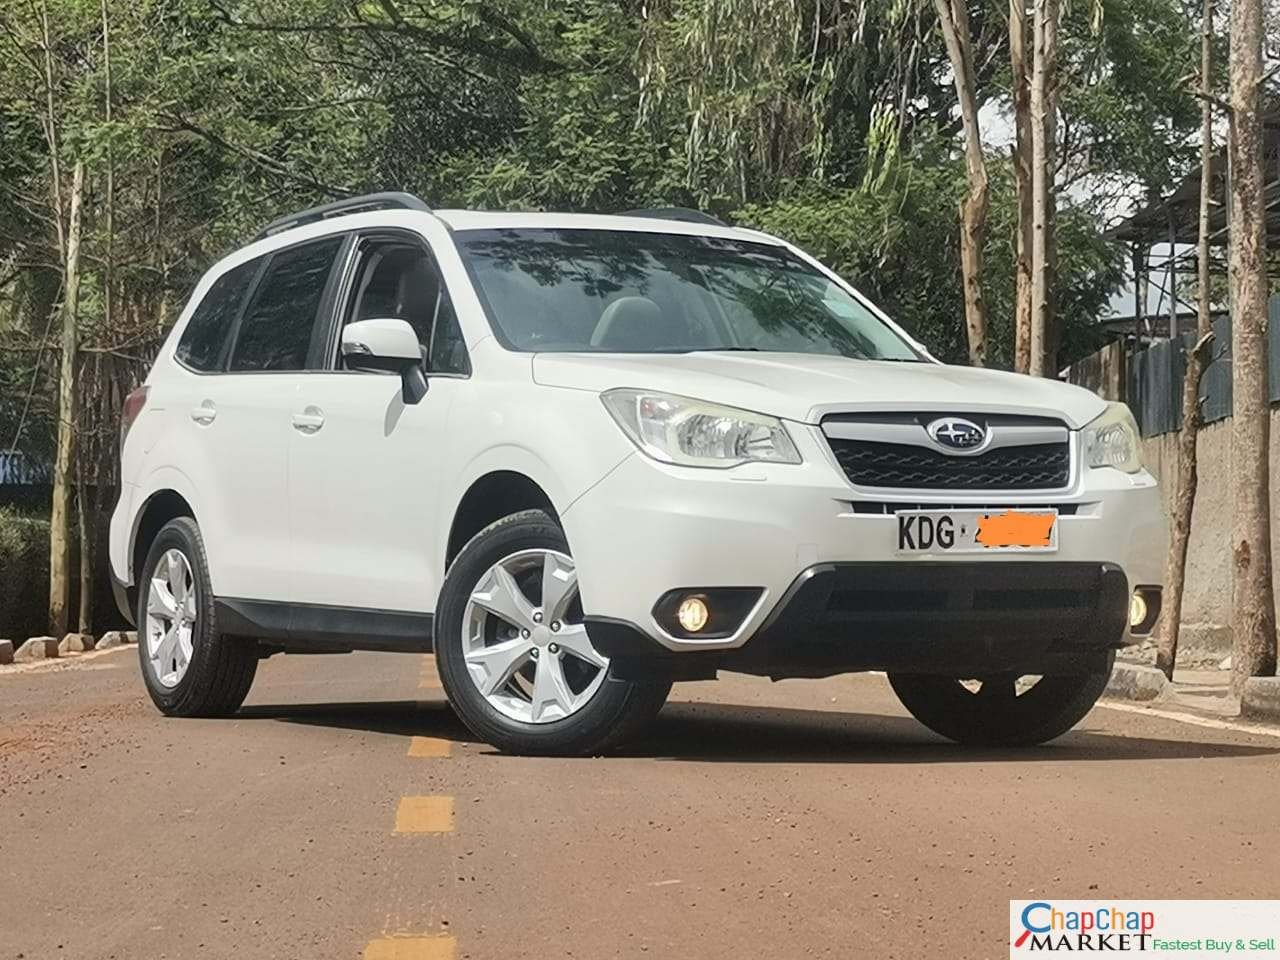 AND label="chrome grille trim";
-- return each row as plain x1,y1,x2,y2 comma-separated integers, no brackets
820,412,1074,492
821,419,1067,457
